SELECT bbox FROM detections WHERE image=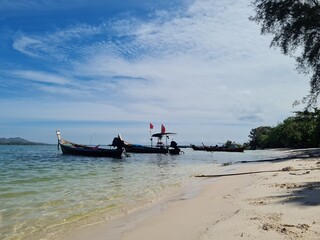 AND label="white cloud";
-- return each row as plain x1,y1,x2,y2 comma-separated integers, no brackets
3,0,310,143
12,24,103,62
10,70,72,85
12,36,43,58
